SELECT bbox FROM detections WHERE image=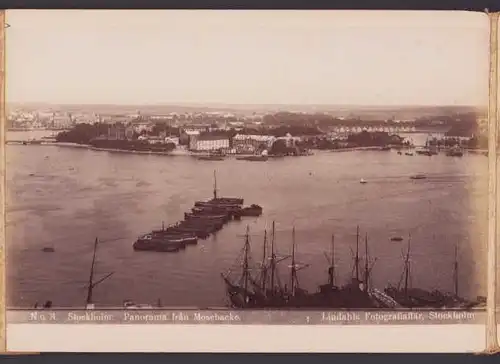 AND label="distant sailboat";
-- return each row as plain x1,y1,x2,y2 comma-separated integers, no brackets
410,174,427,180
